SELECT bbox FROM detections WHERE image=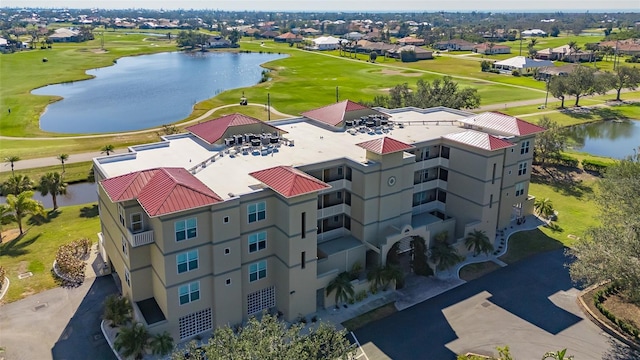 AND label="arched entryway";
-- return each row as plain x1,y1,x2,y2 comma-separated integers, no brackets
386,236,413,274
